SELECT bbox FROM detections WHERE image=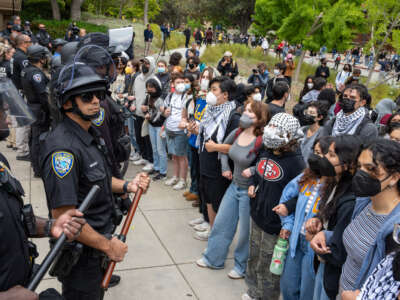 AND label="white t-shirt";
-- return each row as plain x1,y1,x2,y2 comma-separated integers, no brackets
165,92,188,132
